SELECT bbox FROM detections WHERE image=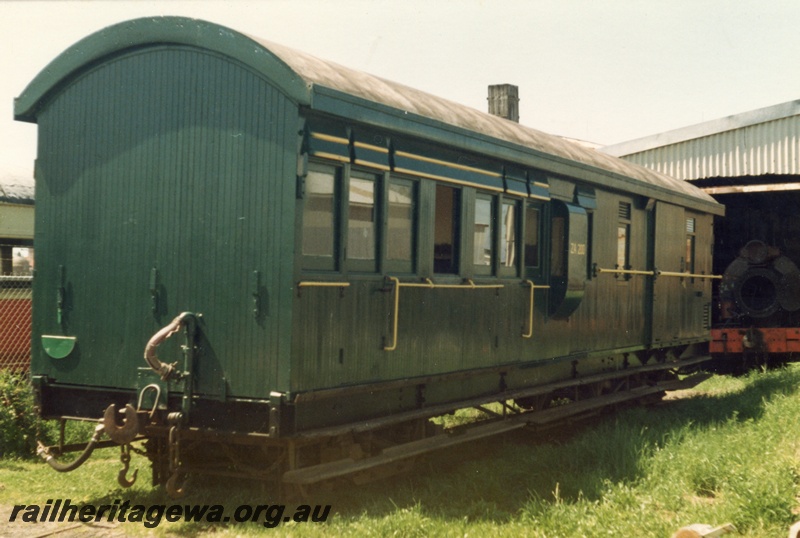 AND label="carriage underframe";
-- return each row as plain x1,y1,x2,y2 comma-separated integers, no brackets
36,350,710,498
